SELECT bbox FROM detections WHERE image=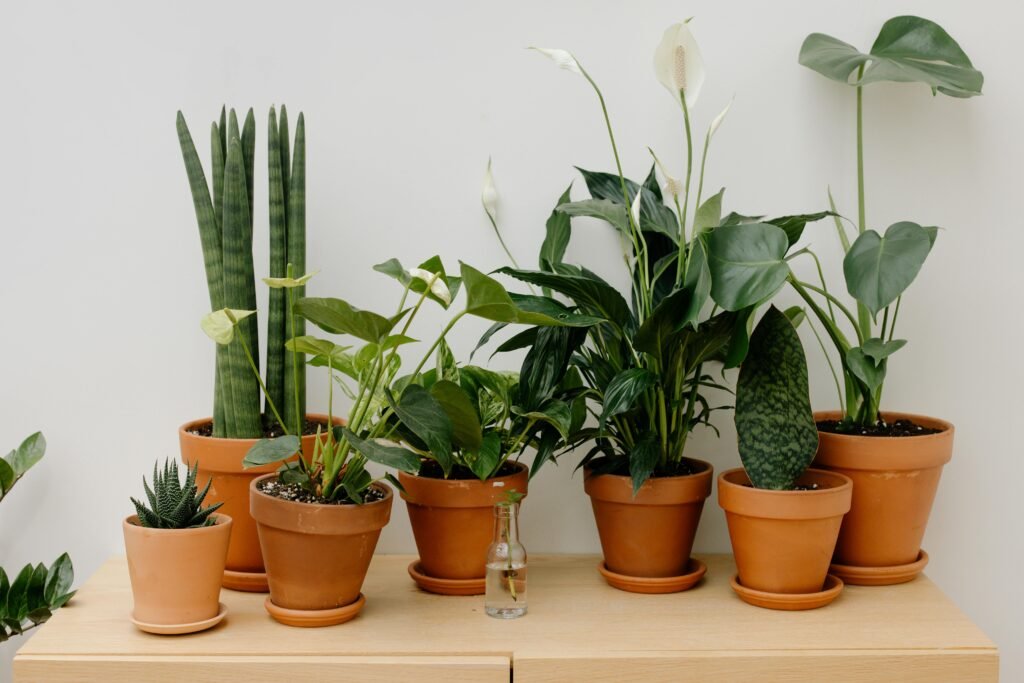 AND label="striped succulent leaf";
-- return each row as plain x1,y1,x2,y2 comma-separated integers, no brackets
265,106,288,425
283,112,307,429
